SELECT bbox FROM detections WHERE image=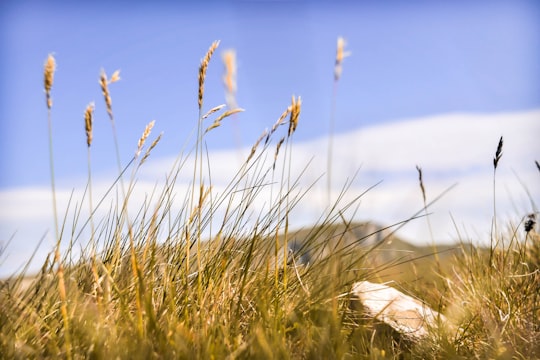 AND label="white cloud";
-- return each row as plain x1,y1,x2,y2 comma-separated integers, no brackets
1,110,539,277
